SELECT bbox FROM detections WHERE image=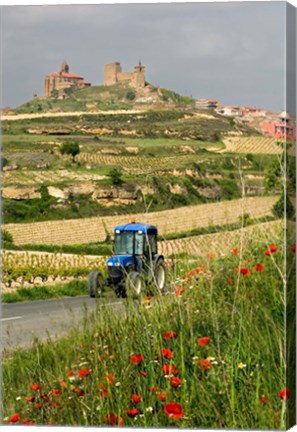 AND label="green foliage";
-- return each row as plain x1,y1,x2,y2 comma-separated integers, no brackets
265,156,283,192
2,229,13,244
1,156,8,169
109,168,123,185
126,90,136,101
273,192,295,219
51,89,58,99
60,142,80,162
